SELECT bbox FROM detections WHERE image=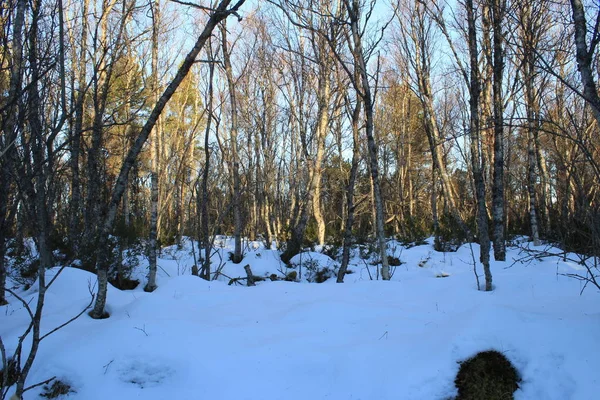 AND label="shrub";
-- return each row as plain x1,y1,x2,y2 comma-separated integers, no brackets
0,358,19,388
321,242,342,261
6,239,39,288
107,237,142,290
285,270,297,281
454,350,521,400
388,255,402,266
40,380,74,398
434,213,472,253
292,256,336,283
